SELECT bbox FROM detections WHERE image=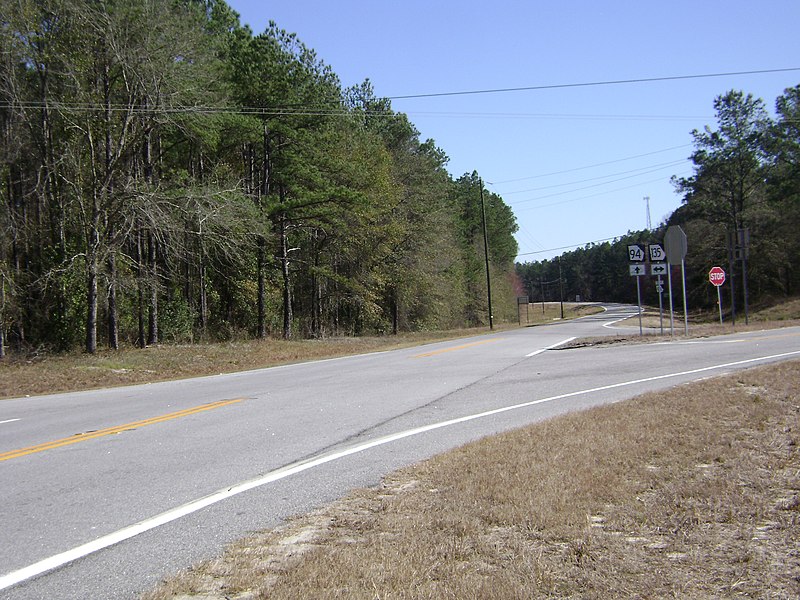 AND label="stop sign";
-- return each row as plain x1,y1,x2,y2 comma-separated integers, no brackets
709,266,726,287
